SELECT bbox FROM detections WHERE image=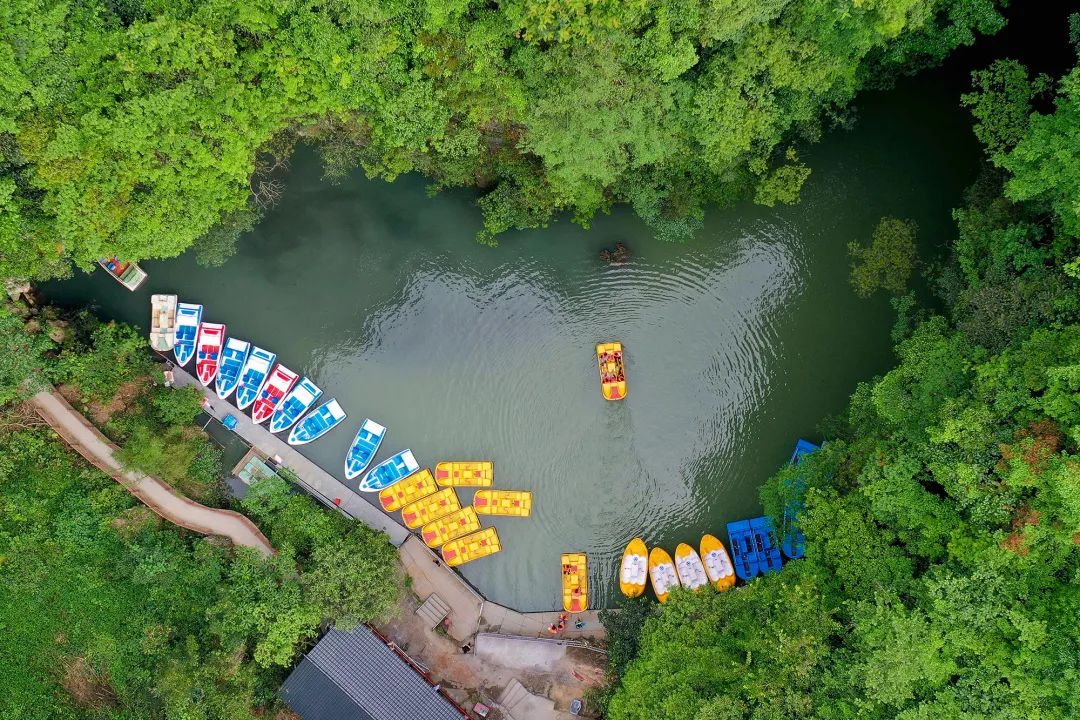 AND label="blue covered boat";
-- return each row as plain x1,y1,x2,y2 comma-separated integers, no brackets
344,418,387,480
215,337,250,400
288,399,347,445
269,377,321,434
234,347,276,411
782,439,820,559
726,520,760,580
359,449,419,492
173,302,203,367
750,516,784,573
